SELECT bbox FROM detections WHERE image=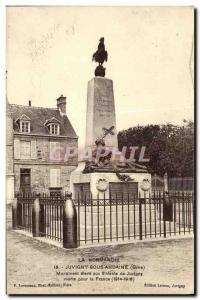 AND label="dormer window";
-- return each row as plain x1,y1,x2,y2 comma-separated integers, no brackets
44,117,60,135
16,114,31,133
21,121,30,133
50,124,60,135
